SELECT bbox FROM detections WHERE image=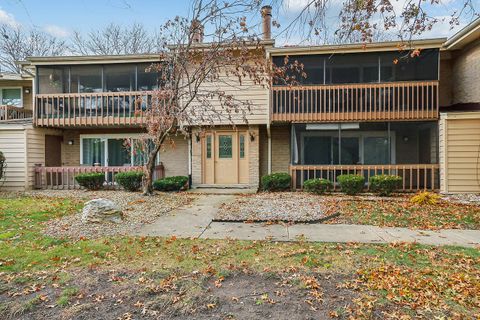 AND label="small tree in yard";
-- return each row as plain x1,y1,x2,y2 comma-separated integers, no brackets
138,0,297,195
